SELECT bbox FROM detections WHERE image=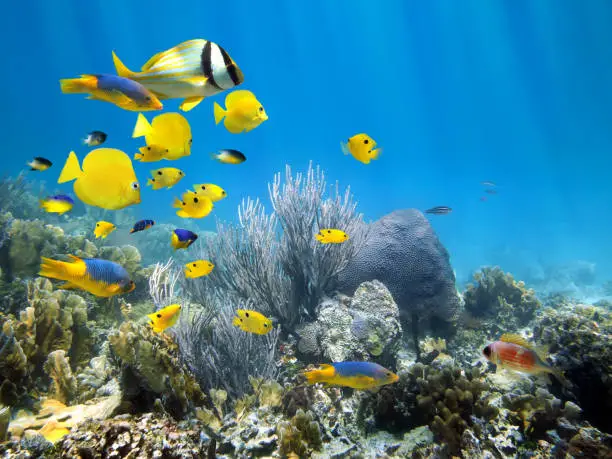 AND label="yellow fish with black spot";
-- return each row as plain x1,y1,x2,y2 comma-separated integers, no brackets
147,304,182,333
232,309,273,335
39,255,135,297
58,149,141,210
133,113,192,160
303,362,399,390
214,90,268,134
134,144,169,162
315,228,349,244
341,133,382,164
173,190,213,218
94,221,116,239
112,39,244,112
184,260,214,279
193,183,226,202
148,167,185,190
